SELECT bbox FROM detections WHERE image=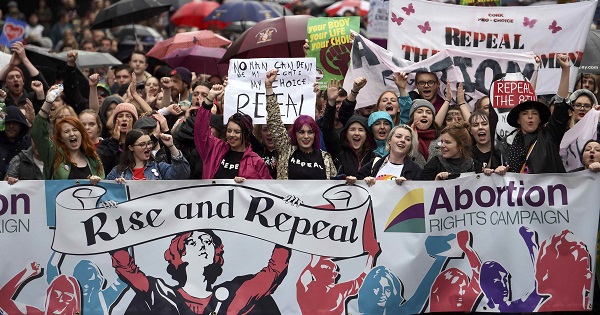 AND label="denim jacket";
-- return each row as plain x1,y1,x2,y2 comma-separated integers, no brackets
106,152,190,180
